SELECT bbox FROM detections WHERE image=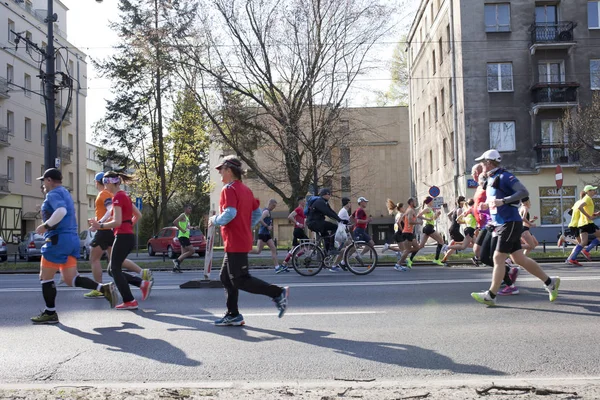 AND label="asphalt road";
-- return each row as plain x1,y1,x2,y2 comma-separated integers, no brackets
1,263,599,385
